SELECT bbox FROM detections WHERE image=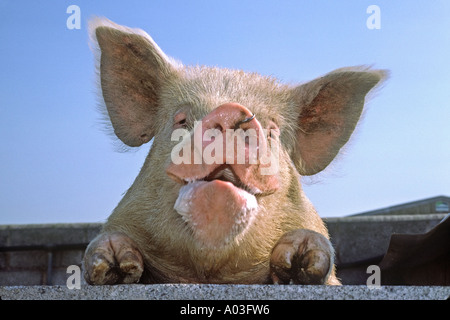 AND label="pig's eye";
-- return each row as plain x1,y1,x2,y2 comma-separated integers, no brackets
176,119,186,127
174,112,188,129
